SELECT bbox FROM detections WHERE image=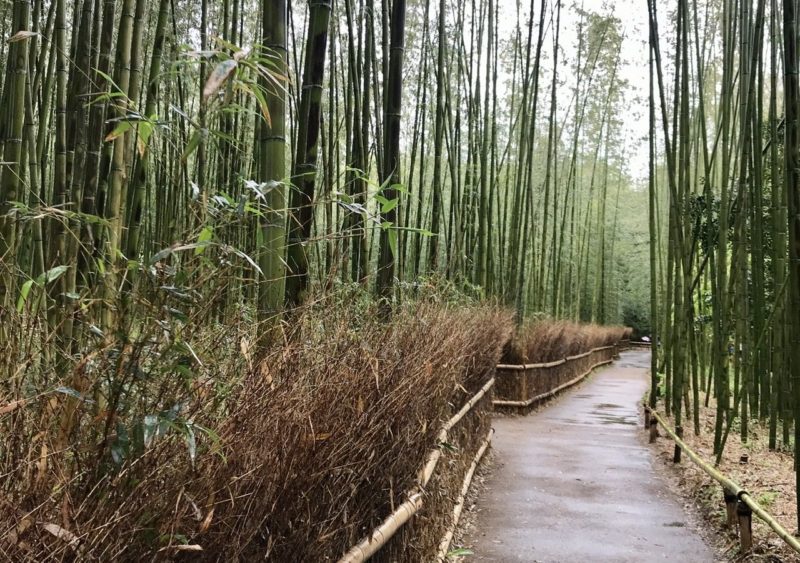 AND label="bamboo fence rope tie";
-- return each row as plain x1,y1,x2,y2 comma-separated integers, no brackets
647,408,800,555
435,427,494,562
493,358,613,408
338,493,424,563
340,378,495,562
